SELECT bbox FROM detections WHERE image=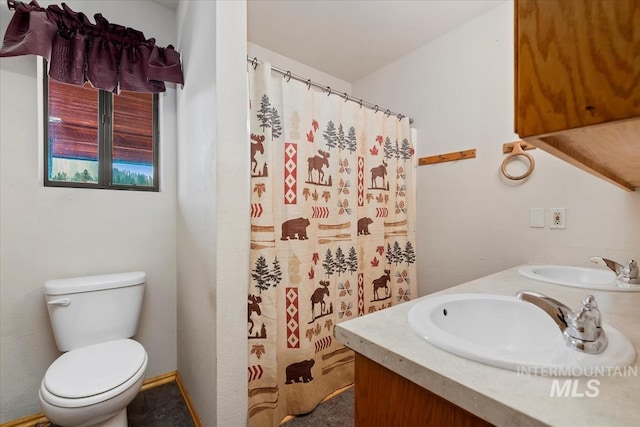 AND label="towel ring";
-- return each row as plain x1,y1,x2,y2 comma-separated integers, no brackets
501,142,535,180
